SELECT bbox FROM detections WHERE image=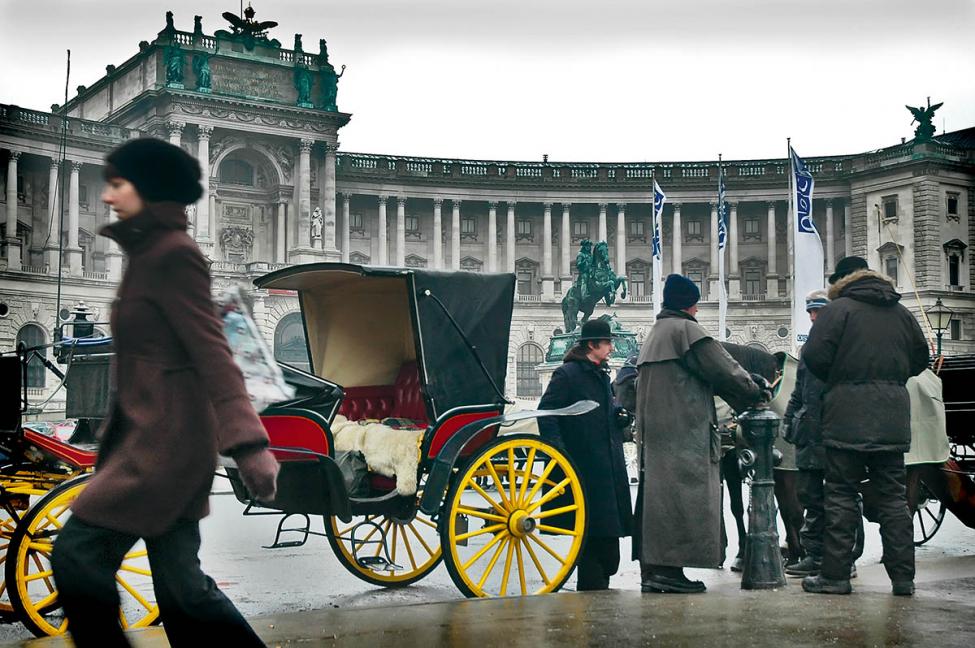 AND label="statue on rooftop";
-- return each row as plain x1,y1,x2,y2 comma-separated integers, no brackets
319,38,329,65
906,98,943,143
294,65,313,105
218,3,280,50
193,52,212,91
165,11,175,32
193,15,203,36
320,64,345,112
165,45,185,86
294,34,303,54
